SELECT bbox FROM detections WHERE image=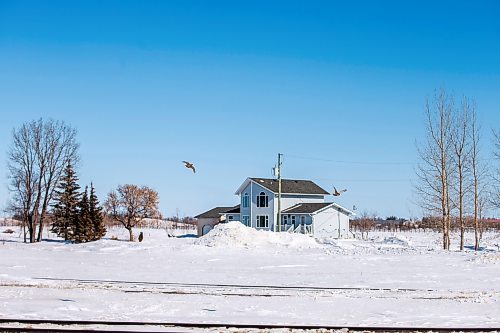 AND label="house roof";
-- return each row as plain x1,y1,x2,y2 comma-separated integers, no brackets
236,178,329,195
282,203,333,214
224,205,241,214
282,202,355,215
194,205,240,219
